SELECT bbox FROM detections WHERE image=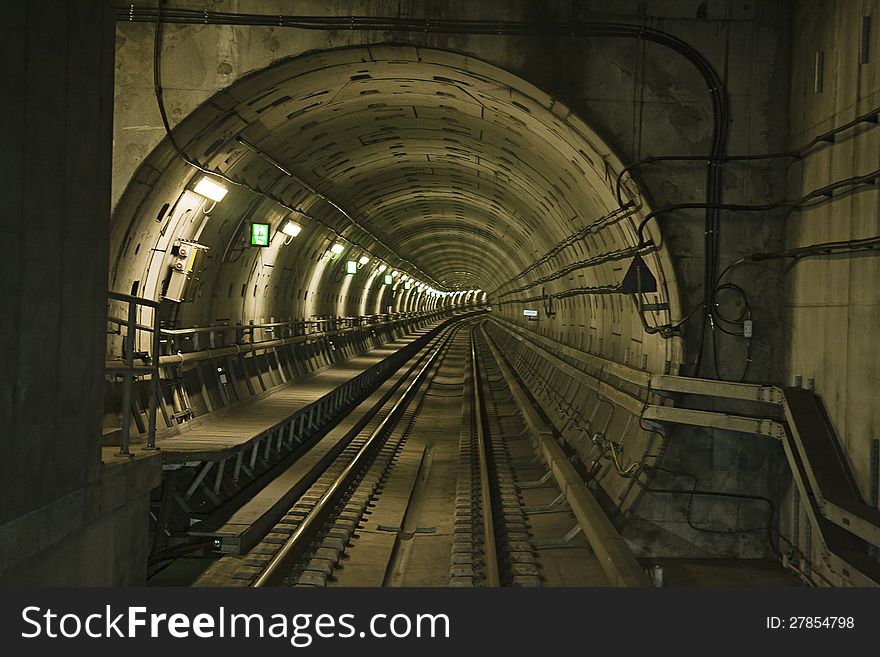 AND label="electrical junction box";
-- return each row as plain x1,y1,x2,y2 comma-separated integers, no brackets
164,240,209,302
